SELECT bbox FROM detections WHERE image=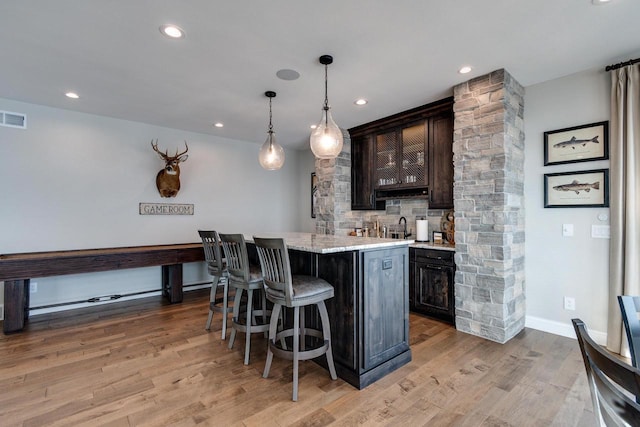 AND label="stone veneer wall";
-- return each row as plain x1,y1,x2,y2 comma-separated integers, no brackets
314,130,353,236
452,69,526,343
